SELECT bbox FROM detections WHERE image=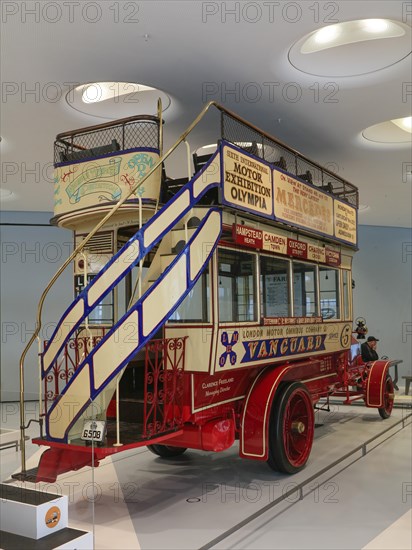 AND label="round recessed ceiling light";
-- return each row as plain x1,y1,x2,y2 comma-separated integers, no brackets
196,143,218,151
362,116,412,144
311,24,341,48
289,19,411,77
362,19,390,33
66,81,172,120
80,82,156,104
0,188,16,202
392,116,412,133
196,141,264,153
358,204,370,212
